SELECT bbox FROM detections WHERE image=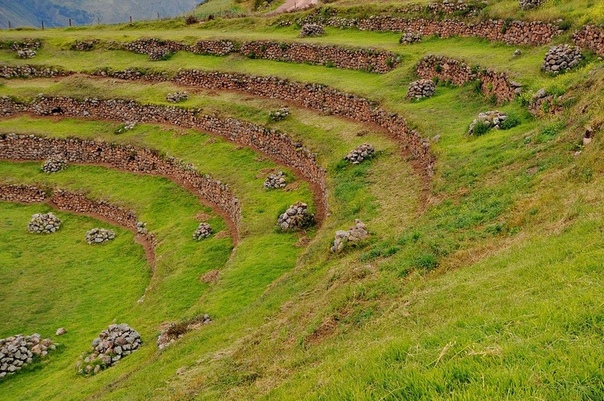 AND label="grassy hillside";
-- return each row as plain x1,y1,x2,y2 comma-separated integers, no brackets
0,0,603,399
